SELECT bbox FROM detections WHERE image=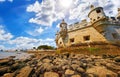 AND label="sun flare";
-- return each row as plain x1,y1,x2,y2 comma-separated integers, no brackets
59,0,72,8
